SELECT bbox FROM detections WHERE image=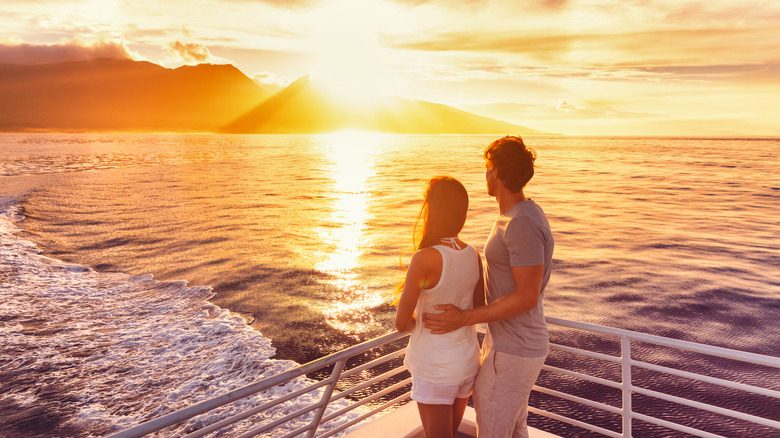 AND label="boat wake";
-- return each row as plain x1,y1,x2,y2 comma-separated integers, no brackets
0,197,359,437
